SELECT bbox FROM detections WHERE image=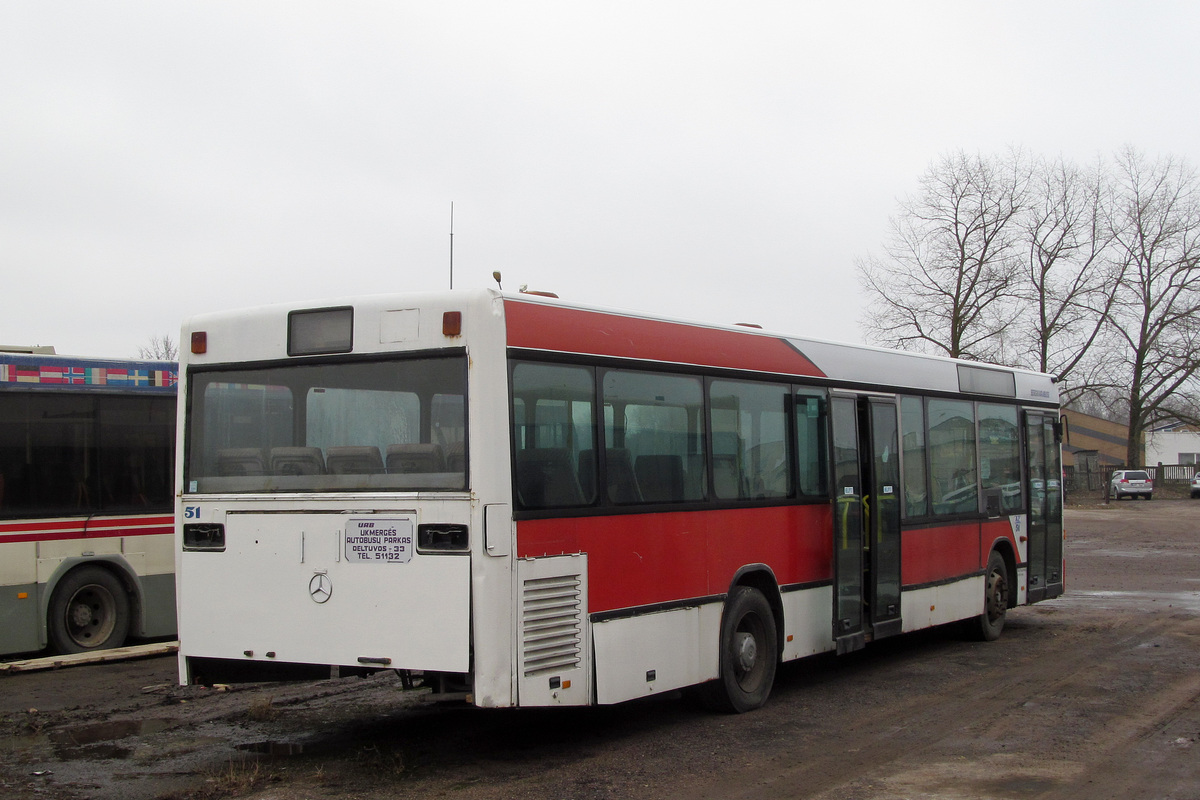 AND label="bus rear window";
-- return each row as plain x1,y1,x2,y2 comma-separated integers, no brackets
184,356,467,494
